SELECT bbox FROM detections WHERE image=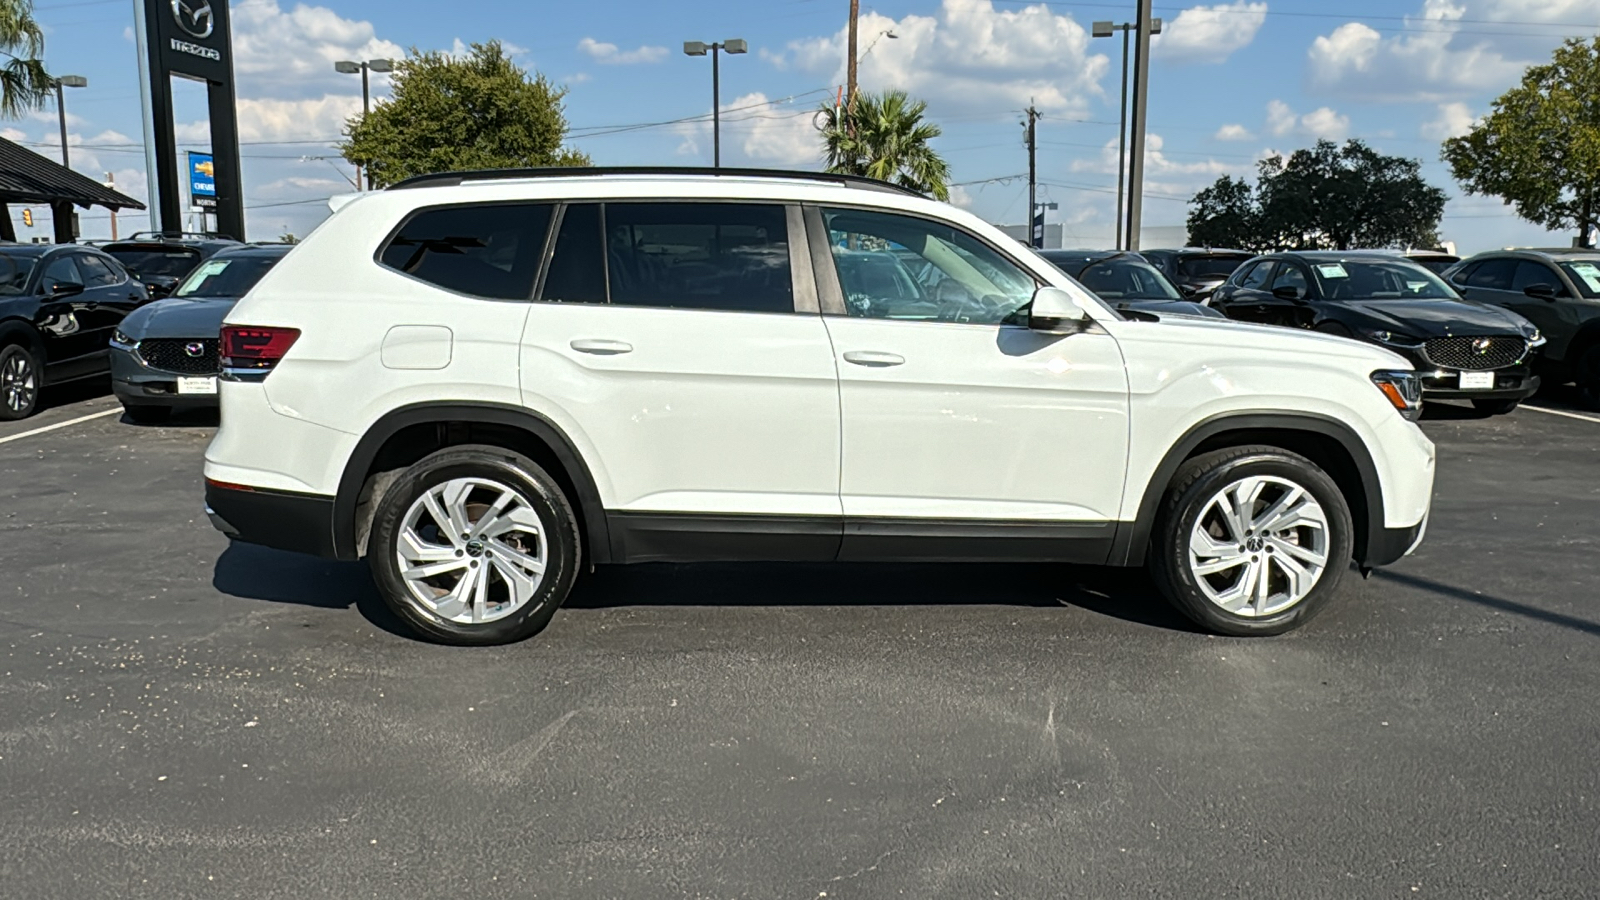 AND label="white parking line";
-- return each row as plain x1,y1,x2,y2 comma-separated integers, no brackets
1522,404,1600,425
0,408,122,446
